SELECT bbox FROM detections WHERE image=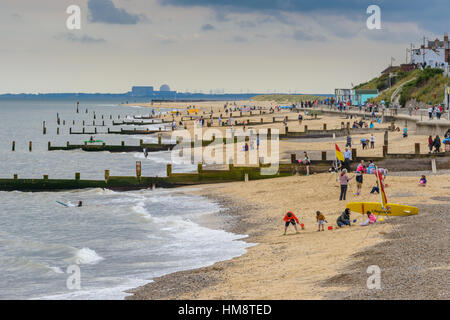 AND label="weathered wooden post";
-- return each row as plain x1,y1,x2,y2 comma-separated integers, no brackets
48,141,51,150
82,120,85,126
104,170,110,181
166,164,172,176
57,127,59,135
73,120,75,125
323,123,327,131
12,141,15,151
383,145,388,157
29,141,32,152
415,143,420,155
13,174,18,180
94,127,97,134
321,151,327,161
351,148,357,160
267,128,272,139
69,127,72,134
121,141,125,146
285,126,289,134
67,141,70,147
304,125,308,134
43,121,46,135
384,131,389,147
272,117,275,123
291,154,296,163
139,139,143,146
158,134,162,145
75,172,80,181
197,163,203,173
82,127,85,134
43,175,48,180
